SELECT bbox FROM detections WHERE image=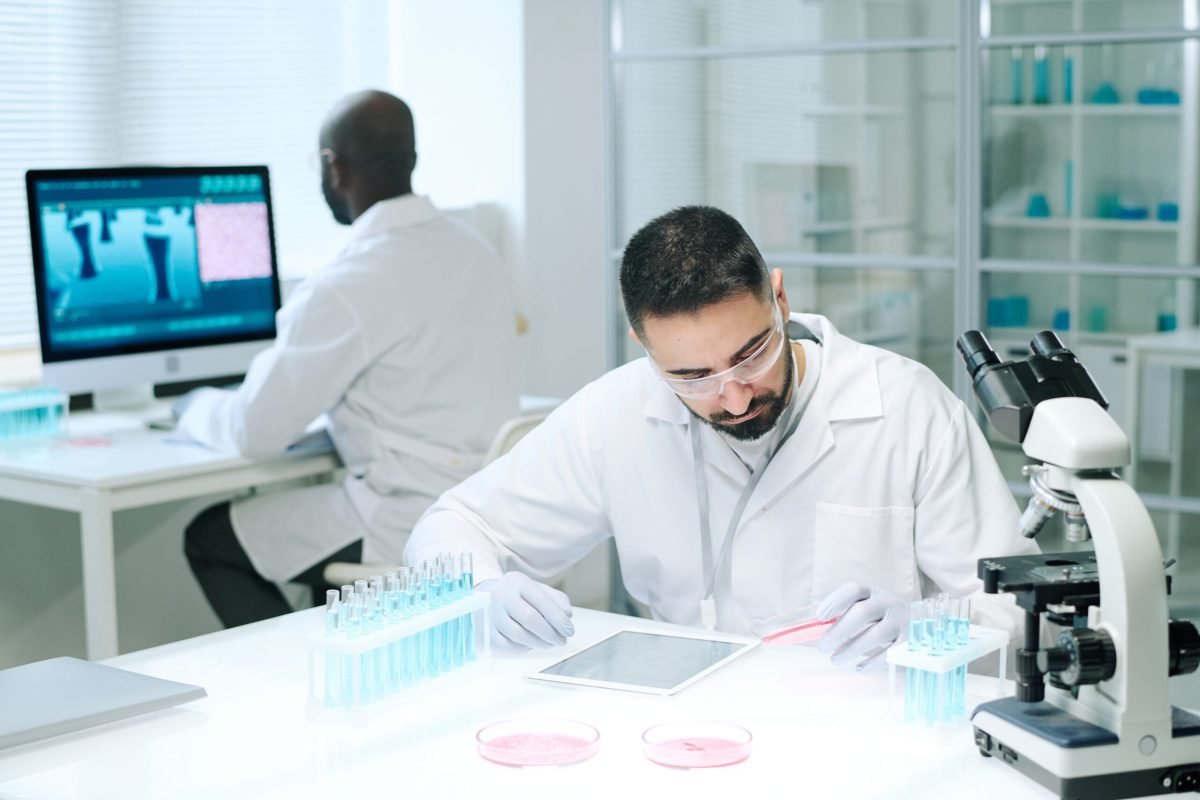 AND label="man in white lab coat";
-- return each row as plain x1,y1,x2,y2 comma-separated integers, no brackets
179,91,519,627
405,205,1037,669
